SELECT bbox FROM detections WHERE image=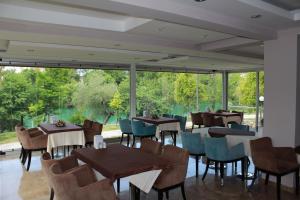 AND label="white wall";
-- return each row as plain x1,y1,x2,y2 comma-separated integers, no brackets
264,27,300,187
